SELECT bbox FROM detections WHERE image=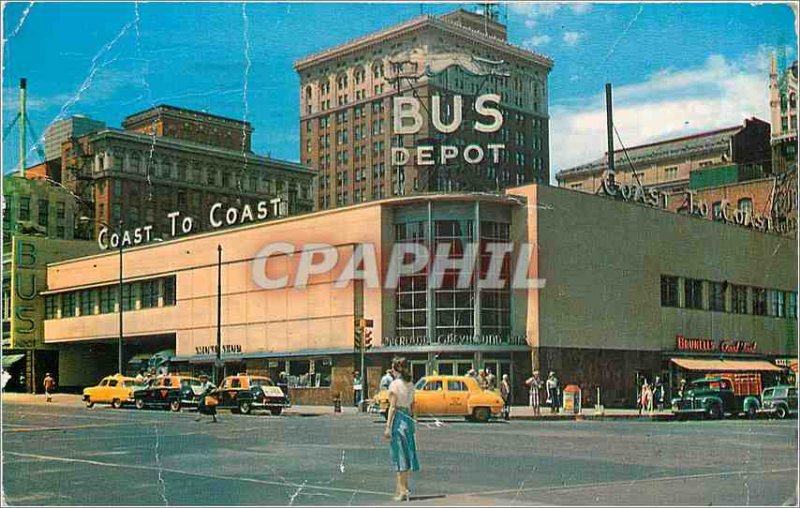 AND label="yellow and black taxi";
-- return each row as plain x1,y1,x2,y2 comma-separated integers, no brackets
368,375,504,422
83,374,144,409
215,374,290,415
133,375,205,411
